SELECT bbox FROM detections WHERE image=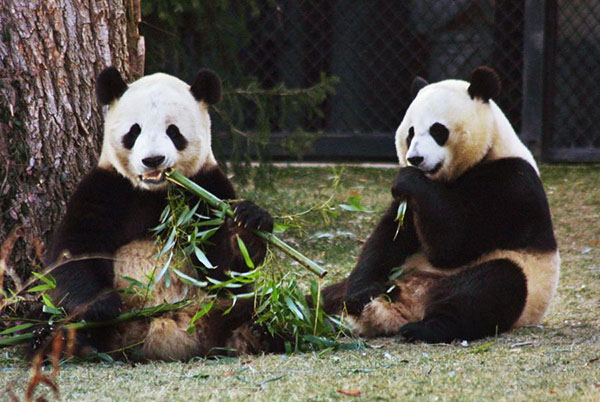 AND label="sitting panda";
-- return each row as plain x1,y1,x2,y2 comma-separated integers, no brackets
340,66,560,343
38,67,276,360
